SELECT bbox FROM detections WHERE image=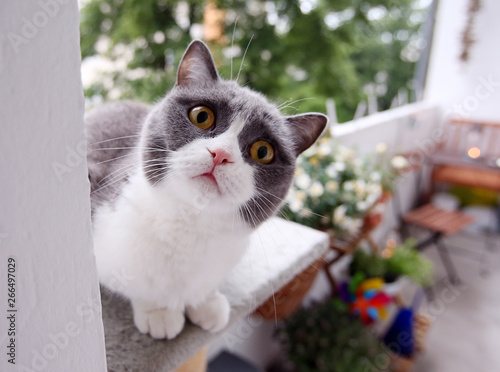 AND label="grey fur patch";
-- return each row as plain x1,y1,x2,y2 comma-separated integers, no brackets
86,100,151,215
